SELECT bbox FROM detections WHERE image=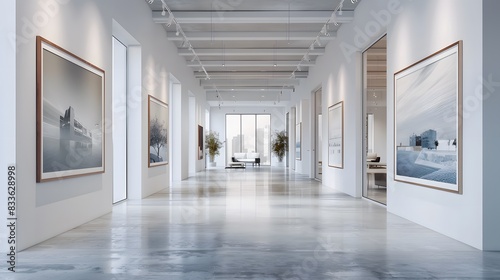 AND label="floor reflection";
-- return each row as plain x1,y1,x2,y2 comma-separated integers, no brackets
9,167,500,279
